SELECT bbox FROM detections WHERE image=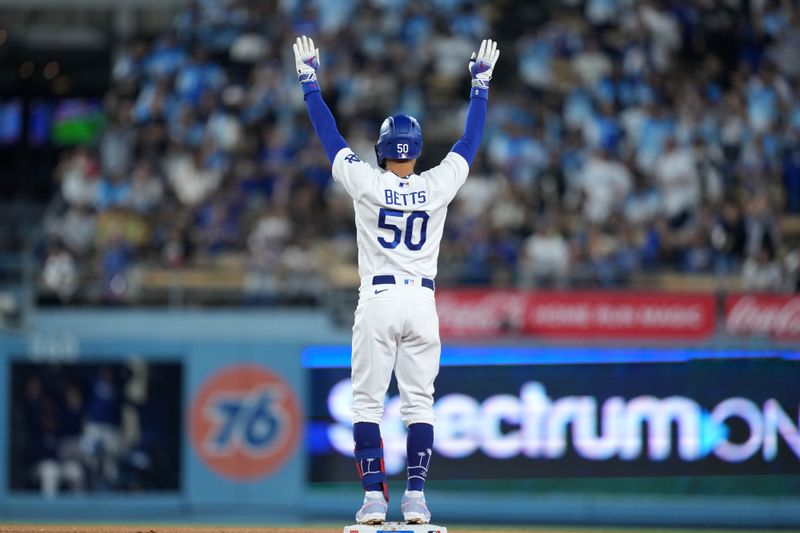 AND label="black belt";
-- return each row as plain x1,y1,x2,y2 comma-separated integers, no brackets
373,275,434,291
